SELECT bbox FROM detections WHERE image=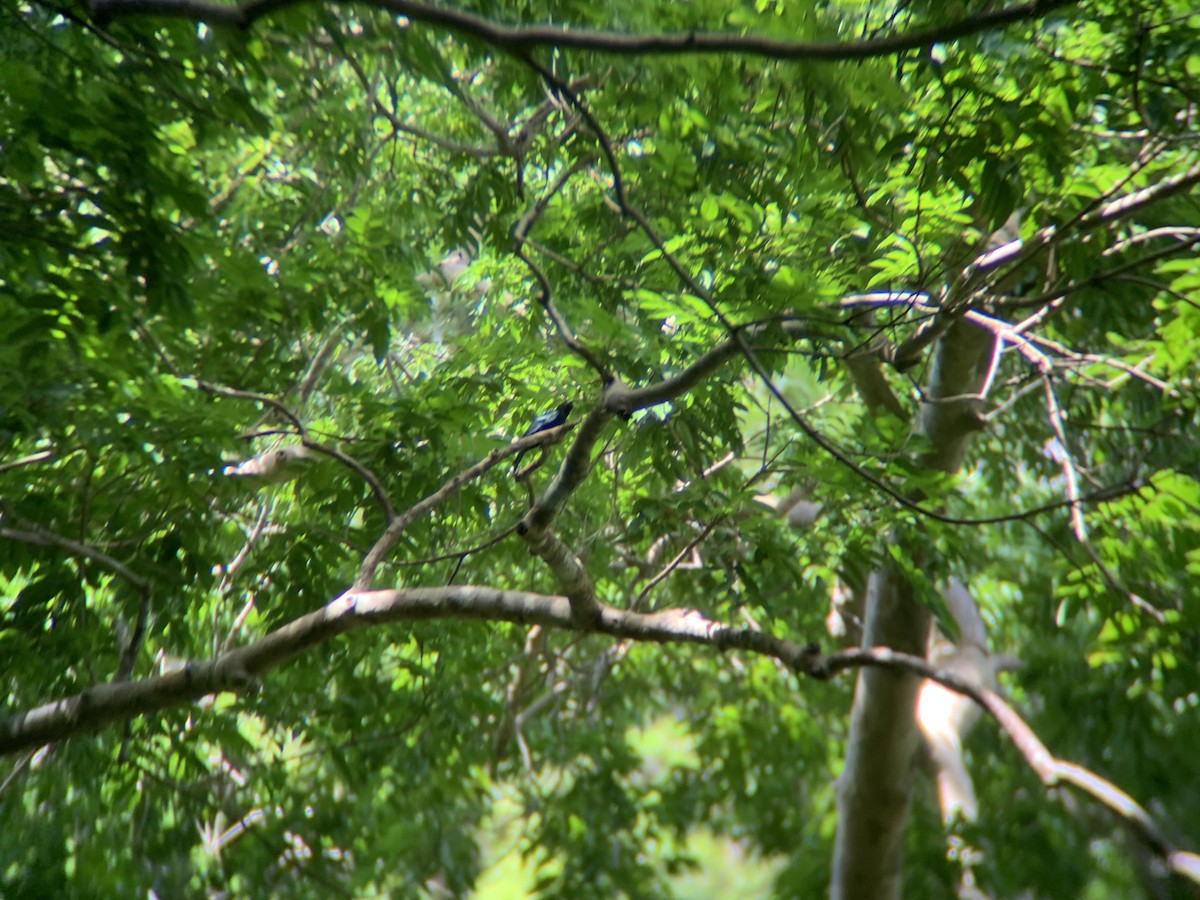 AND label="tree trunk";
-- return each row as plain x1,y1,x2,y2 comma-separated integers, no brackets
831,318,996,899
